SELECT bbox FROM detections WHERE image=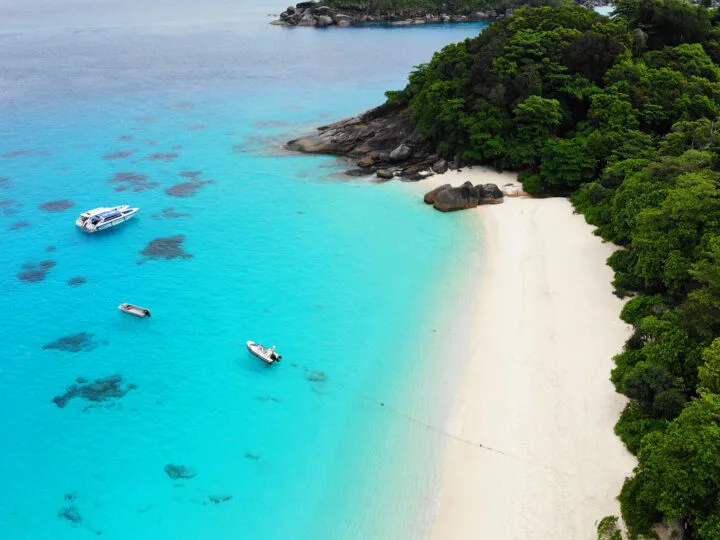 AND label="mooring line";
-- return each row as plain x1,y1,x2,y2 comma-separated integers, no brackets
159,324,573,477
